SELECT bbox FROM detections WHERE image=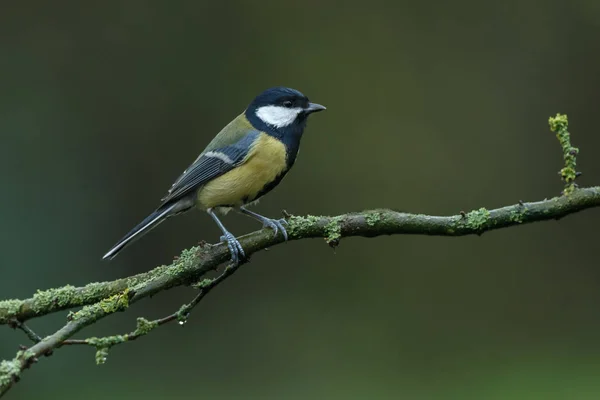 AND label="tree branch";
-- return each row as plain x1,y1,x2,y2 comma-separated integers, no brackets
1,114,596,397
59,262,241,364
